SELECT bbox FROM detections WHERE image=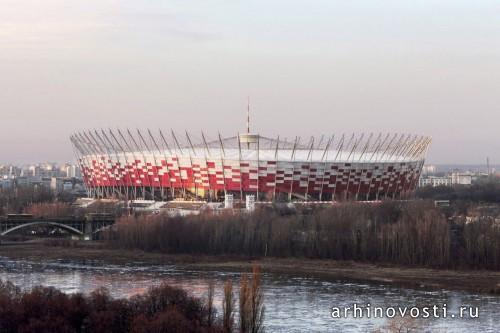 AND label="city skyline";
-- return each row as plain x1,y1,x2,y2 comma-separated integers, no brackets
1,1,499,164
